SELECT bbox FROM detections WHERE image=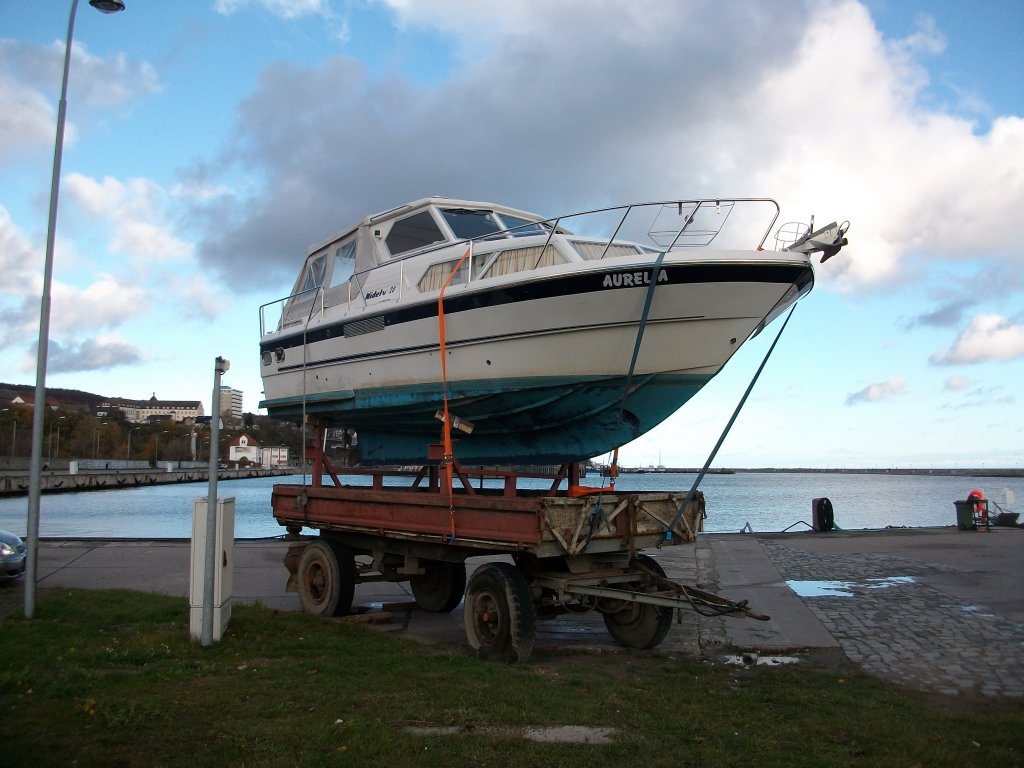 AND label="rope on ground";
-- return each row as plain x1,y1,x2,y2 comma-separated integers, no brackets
780,520,813,533
636,559,757,618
